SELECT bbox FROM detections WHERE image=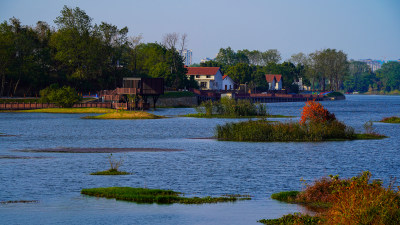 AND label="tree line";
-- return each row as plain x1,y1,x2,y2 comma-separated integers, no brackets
198,47,400,93
1,6,399,97
0,6,197,97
